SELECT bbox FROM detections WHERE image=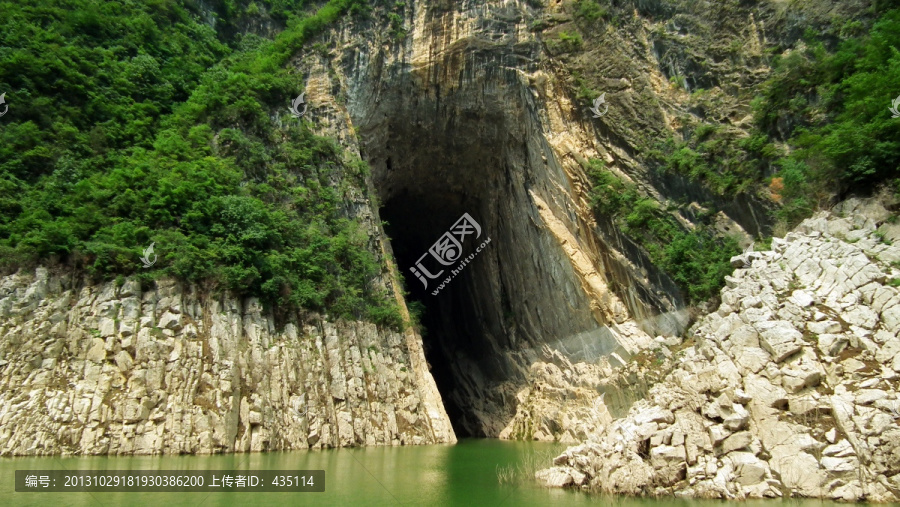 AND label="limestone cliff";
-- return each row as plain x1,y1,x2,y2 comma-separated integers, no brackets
288,0,871,438
0,0,678,450
296,0,688,438
0,270,454,455
0,0,890,460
